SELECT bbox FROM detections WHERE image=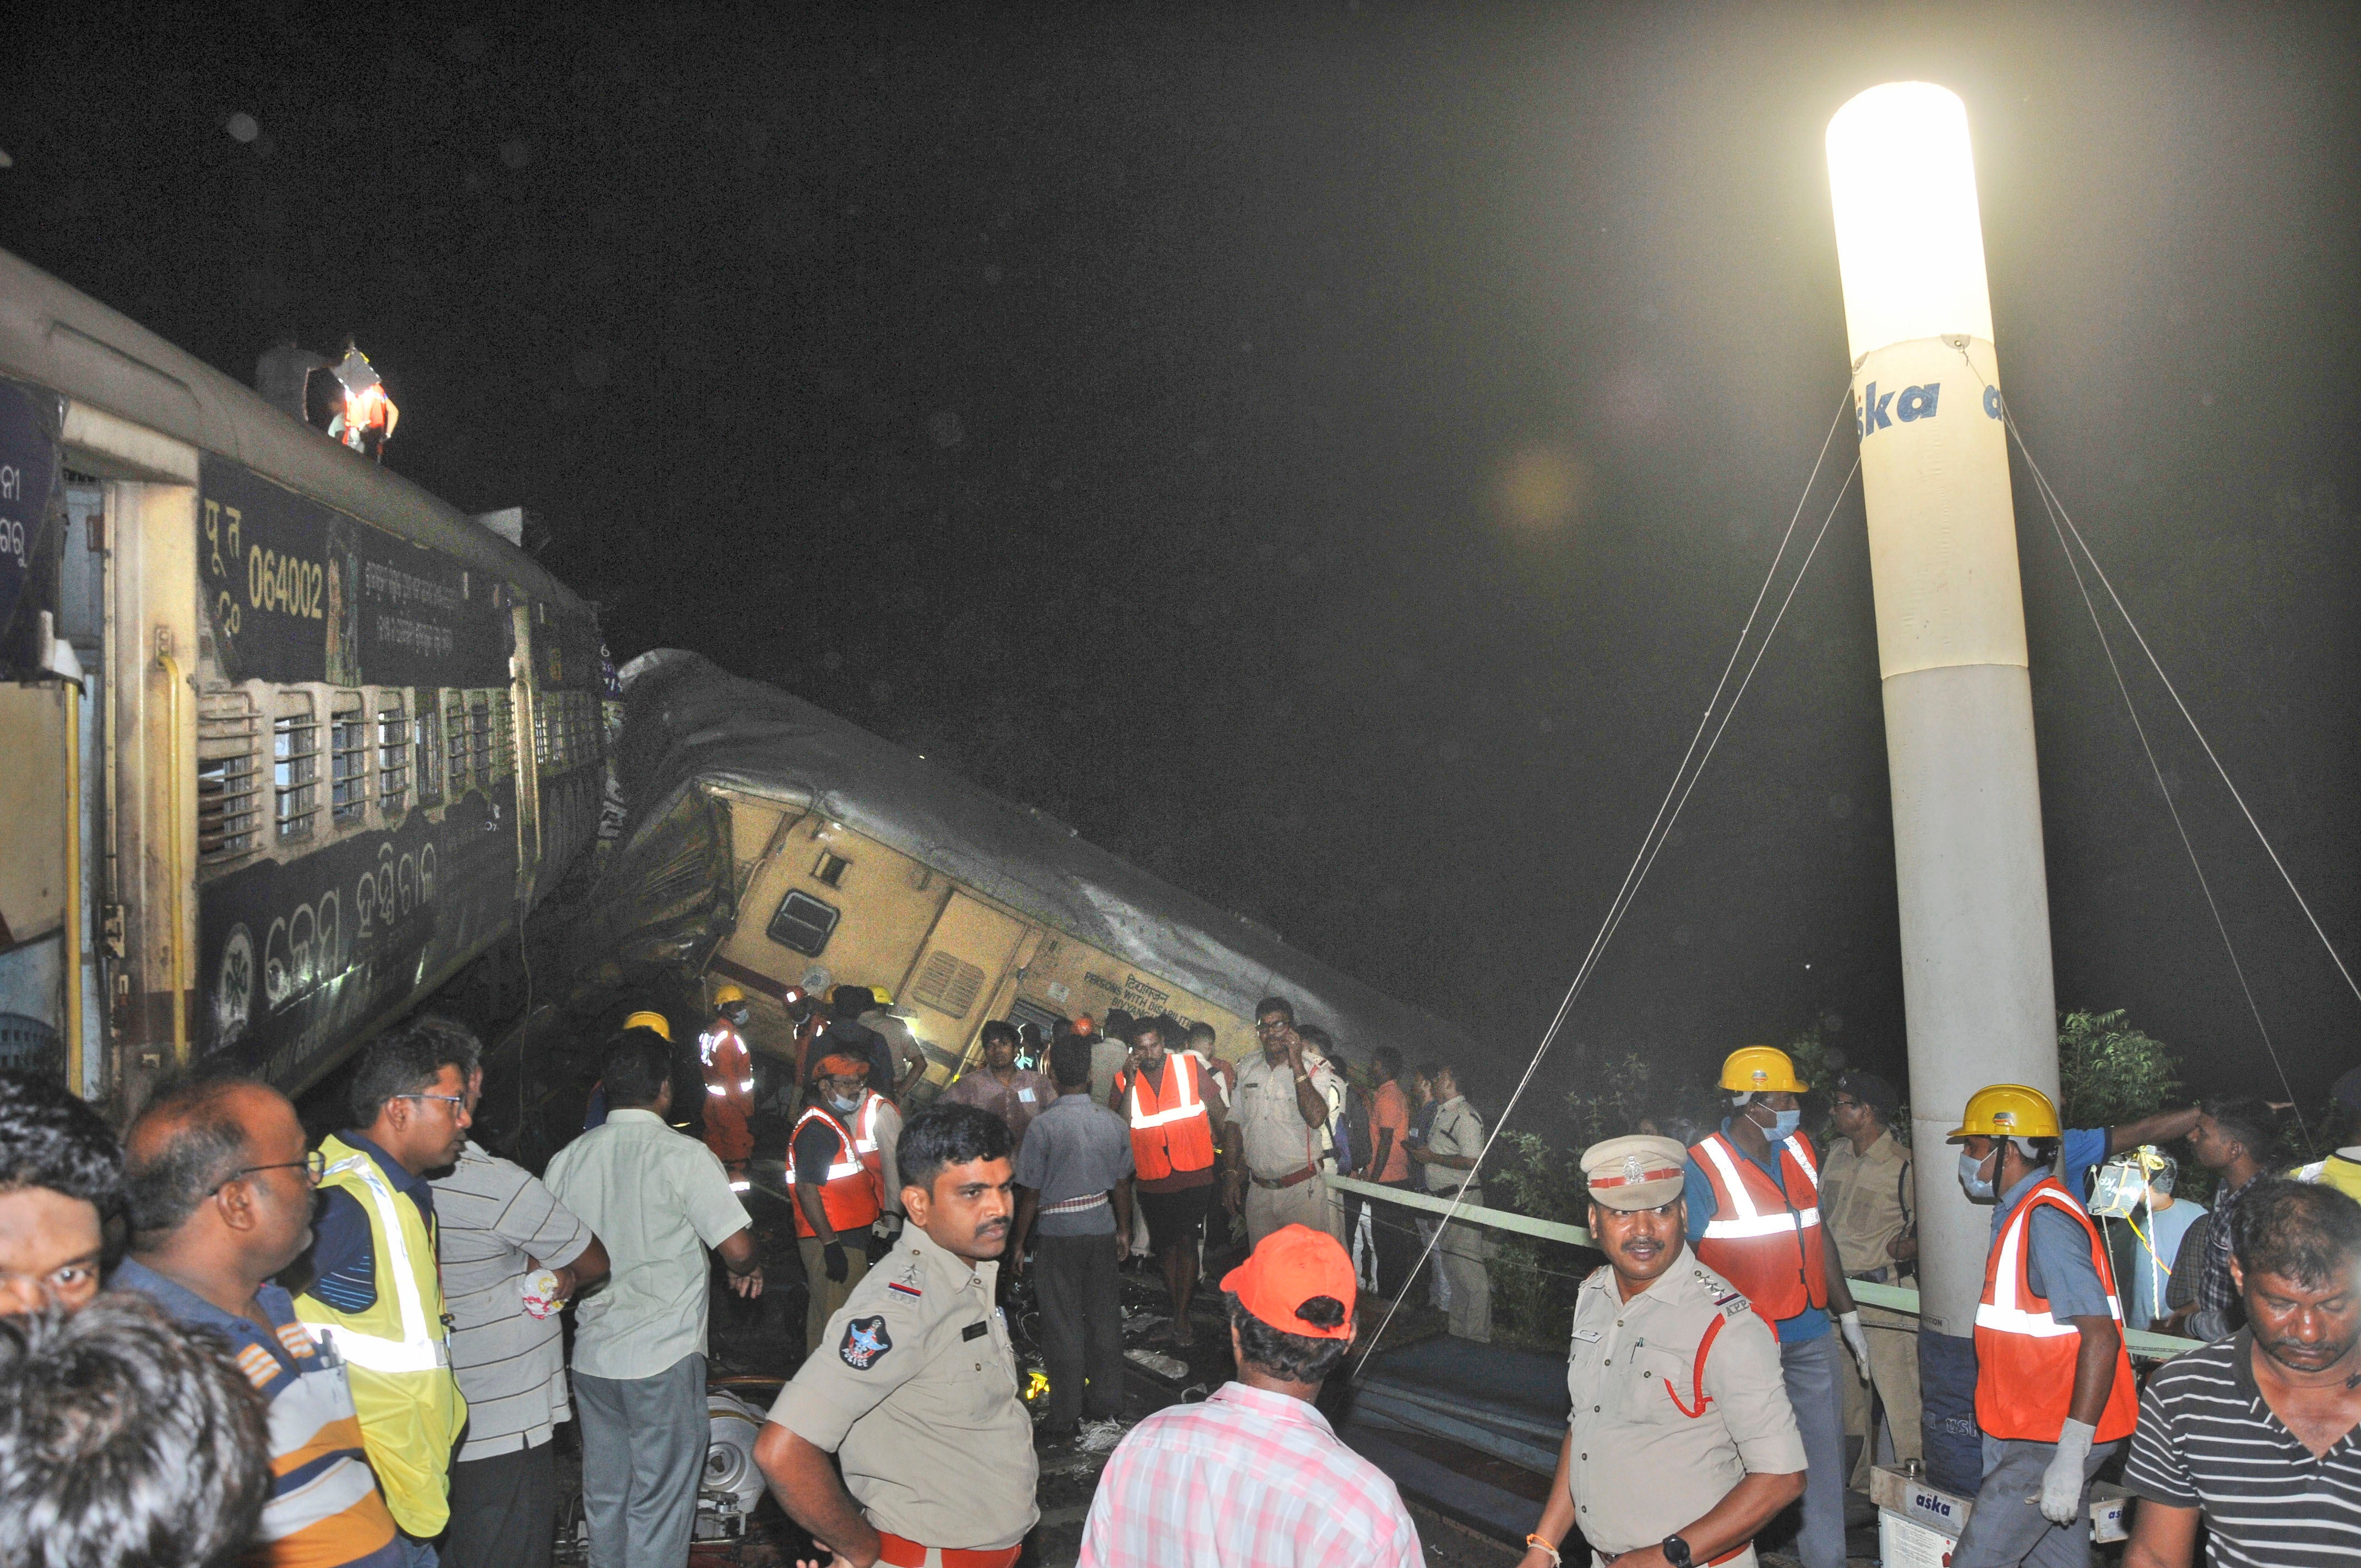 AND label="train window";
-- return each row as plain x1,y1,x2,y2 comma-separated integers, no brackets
377,698,410,817
491,692,515,781
415,690,442,804
273,697,322,842
466,693,493,788
768,890,840,957
814,851,851,888
446,692,472,796
330,695,369,826
534,690,553,770
196,692,264,866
